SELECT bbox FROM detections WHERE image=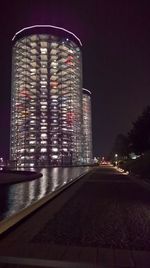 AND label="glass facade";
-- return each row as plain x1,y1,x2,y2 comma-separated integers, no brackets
10,26,83,167
82,89,93,164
